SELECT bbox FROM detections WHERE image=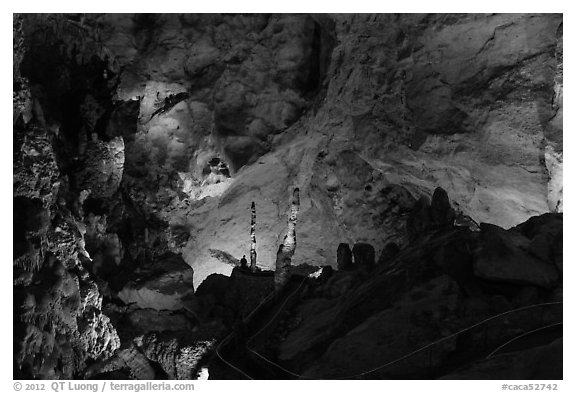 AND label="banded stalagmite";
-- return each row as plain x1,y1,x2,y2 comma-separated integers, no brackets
275,187,300,288
250,201,257,272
